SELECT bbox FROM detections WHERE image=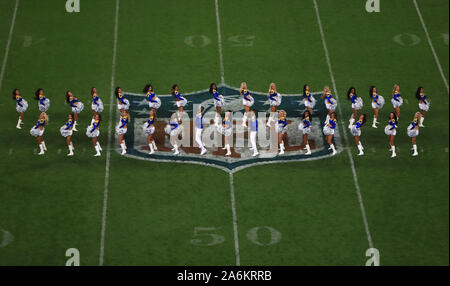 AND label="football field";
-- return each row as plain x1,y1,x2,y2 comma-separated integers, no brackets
0,0,448,266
